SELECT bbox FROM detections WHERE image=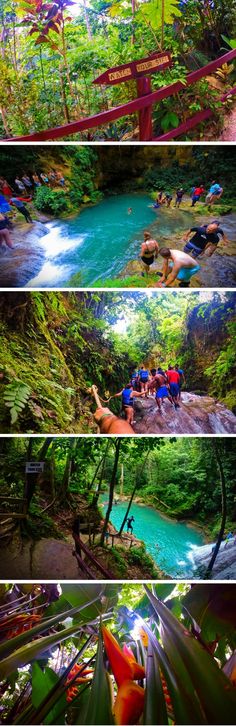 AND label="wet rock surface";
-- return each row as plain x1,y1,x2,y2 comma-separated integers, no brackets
133,392,236,434
0,220,49,287
192,539,236,579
